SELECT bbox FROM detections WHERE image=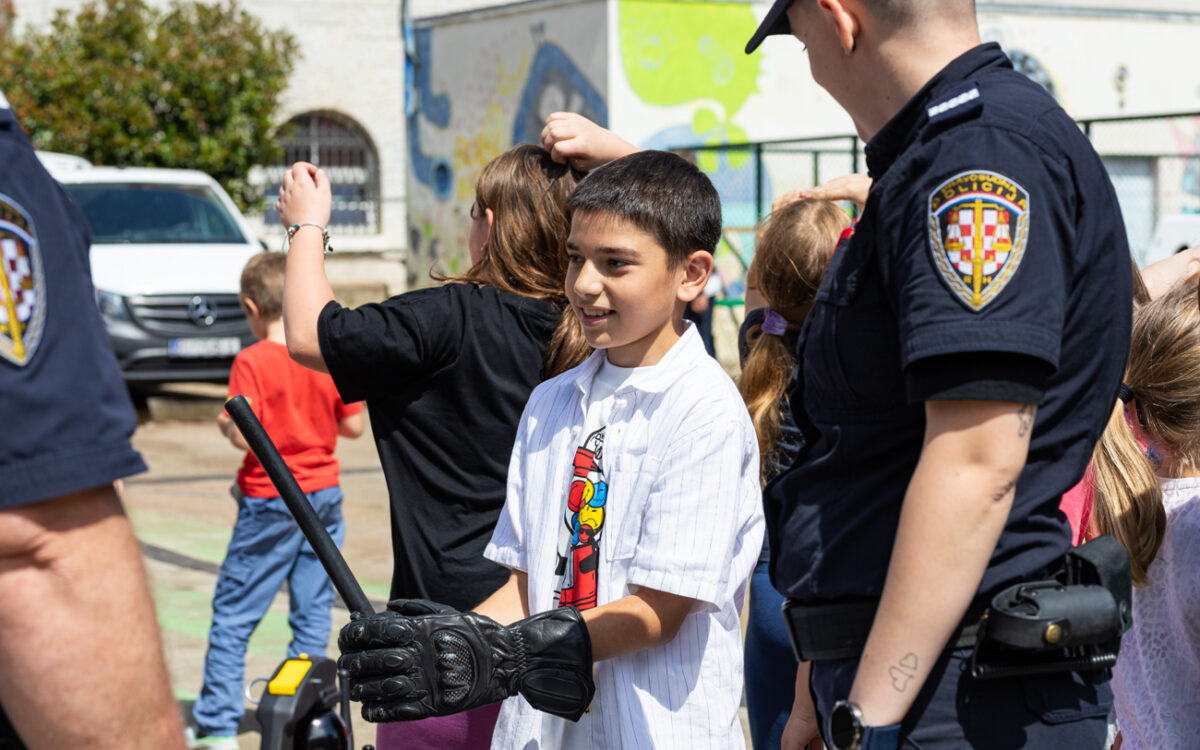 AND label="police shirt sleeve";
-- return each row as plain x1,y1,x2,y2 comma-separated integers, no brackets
888,141,1072,374
317,286,465,403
